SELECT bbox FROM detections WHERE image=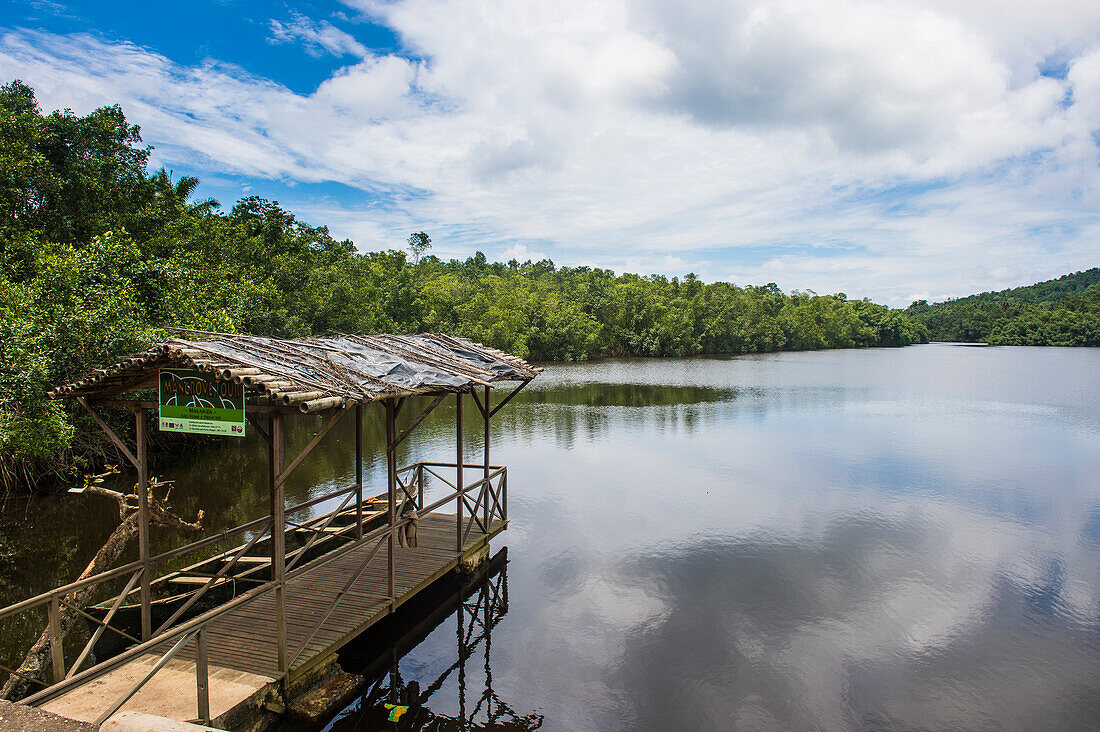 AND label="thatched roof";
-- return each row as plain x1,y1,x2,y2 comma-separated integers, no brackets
49,332,540,413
